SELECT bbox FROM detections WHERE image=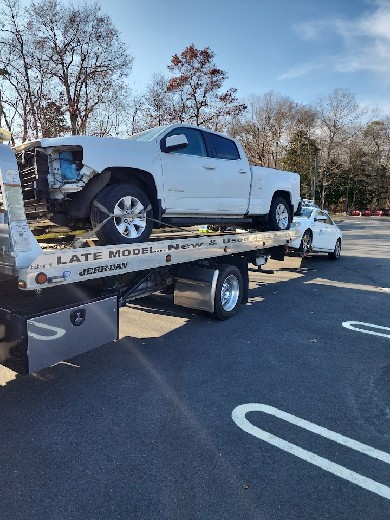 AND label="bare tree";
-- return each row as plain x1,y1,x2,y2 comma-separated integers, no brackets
0,66,15,142
140,73,177,128
0,0,41,140
231,92,313,168
27,0,133,135
364,119,390,169
127,93,147,135
0,0,133,139
87,83,133,137
314,88,366,207
166,44,246,129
